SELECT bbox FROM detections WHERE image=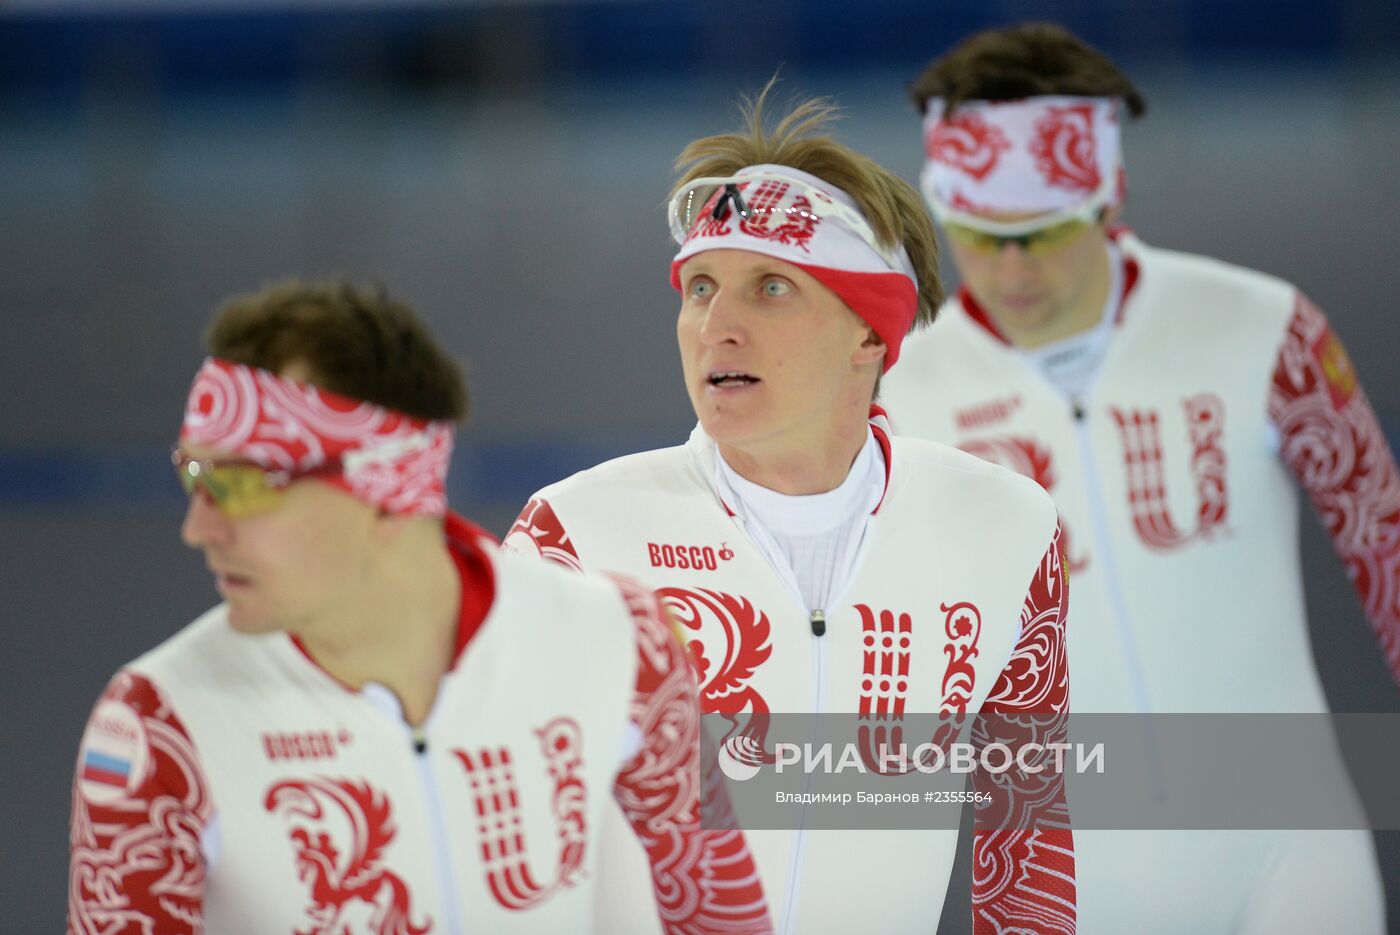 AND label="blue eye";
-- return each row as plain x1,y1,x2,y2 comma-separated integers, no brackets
689,278,715,299
762,278,790,297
